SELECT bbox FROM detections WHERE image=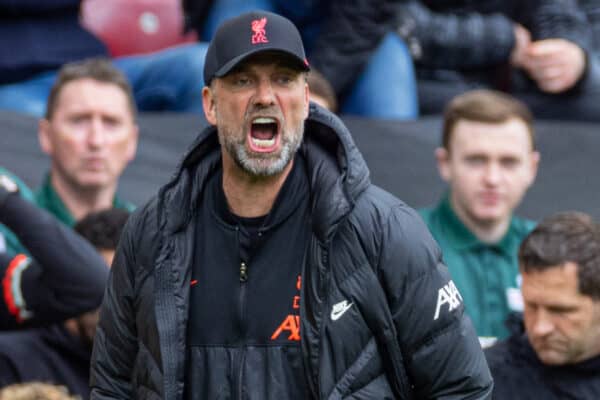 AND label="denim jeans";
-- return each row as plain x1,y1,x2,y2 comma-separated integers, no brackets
0,43,208,117
202,0,418,120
